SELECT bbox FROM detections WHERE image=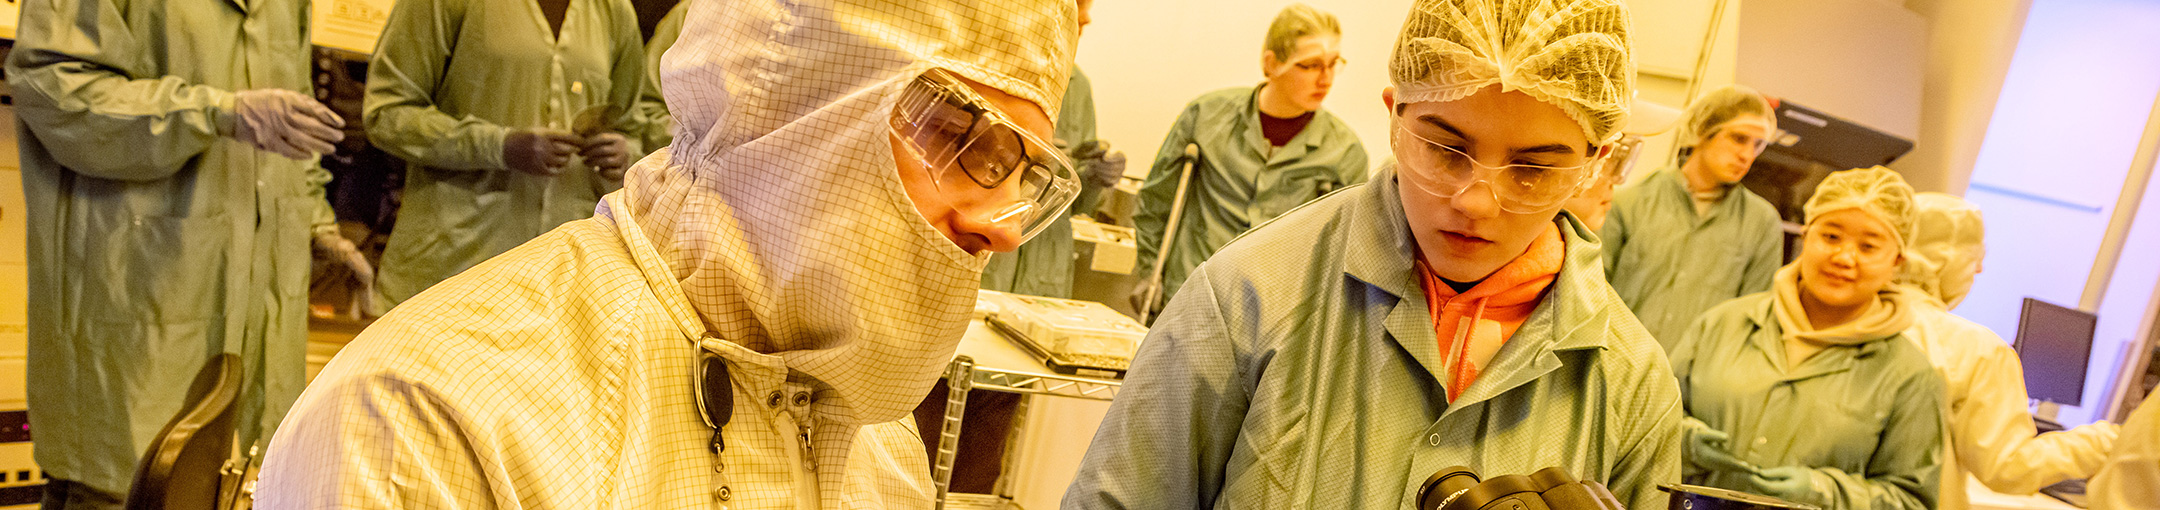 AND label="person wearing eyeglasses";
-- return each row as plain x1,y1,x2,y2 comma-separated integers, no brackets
1668,167,1943,510
1563,99,1679,233
1064,0,1681,508
1561,134,1643,233
1601,85,1786,349
254,0,1081,507
981,0,1125,300
1128,3,1369,317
